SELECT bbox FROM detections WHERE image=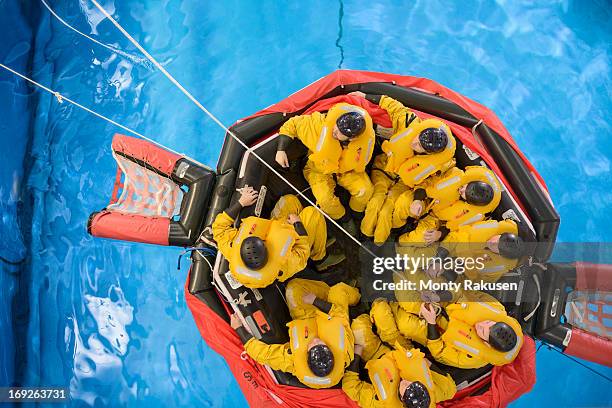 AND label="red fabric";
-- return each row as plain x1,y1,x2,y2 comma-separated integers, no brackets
110,167,124,205
111,158,182,217
242,70,547,192
439,336,537,408
575,262,612,292
112,133,181,176
89,211,169,245
565,328,612,367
